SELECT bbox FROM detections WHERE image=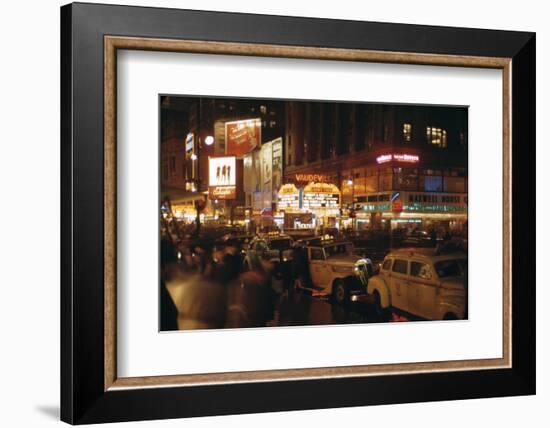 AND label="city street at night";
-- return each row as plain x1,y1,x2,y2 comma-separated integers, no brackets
165,280,408,331
160,95,468,331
